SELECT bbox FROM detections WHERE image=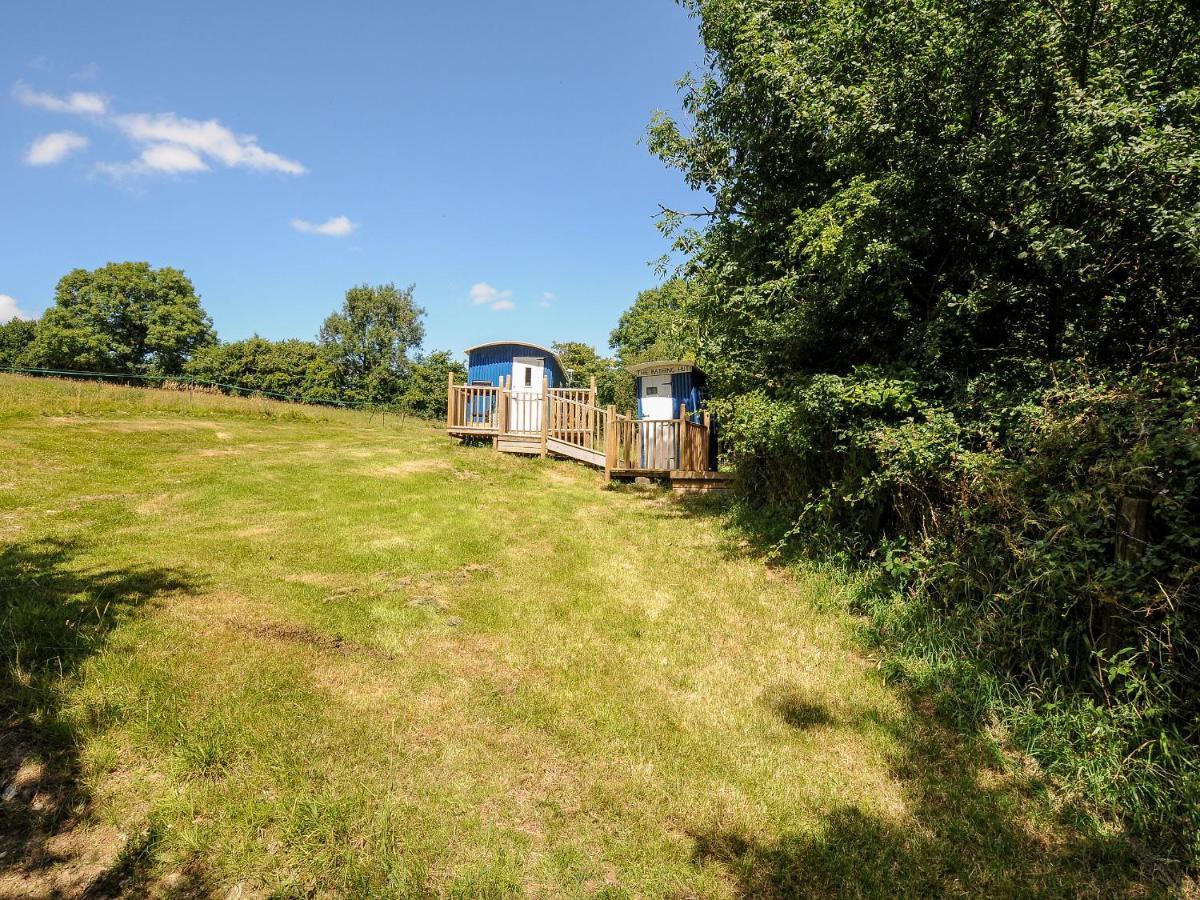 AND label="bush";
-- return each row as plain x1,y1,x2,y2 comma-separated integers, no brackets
727,361,1200,862
184,337,339,405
